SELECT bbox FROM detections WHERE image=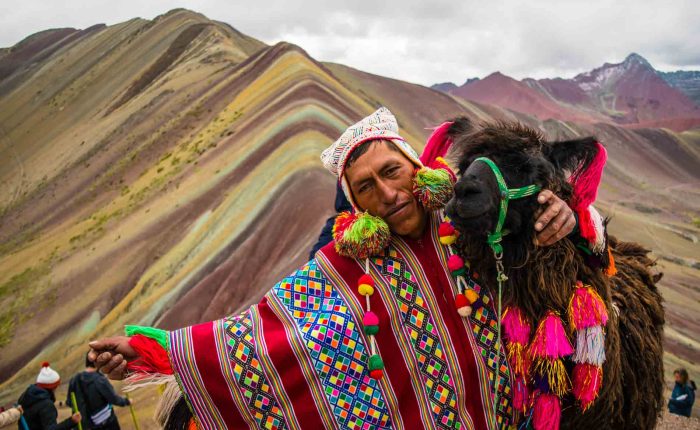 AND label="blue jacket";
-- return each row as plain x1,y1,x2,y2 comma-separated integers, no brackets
668,381,695,417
